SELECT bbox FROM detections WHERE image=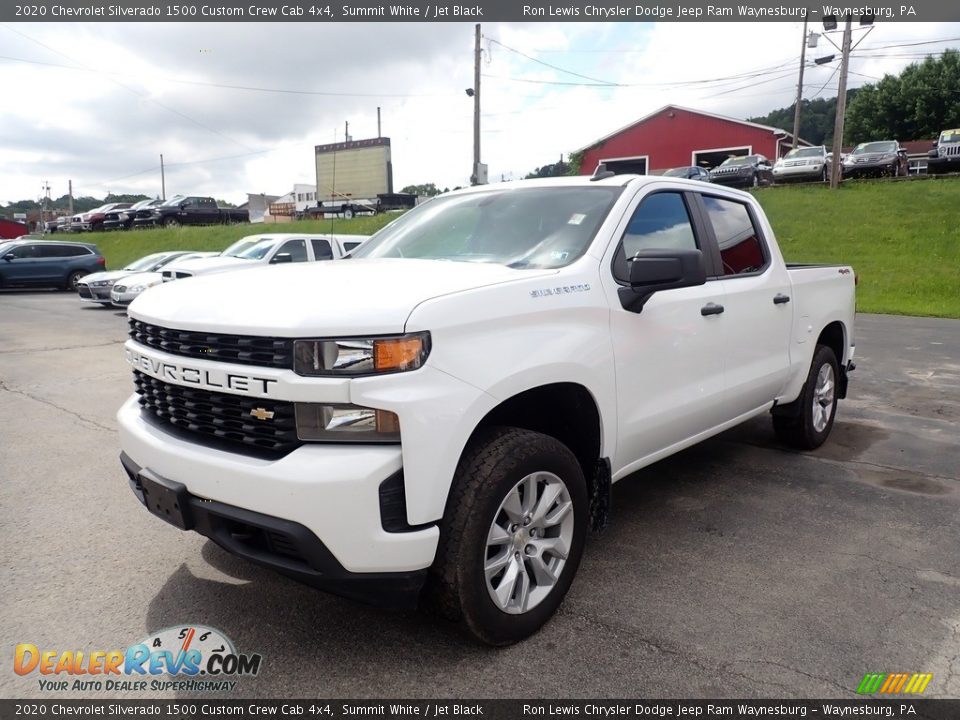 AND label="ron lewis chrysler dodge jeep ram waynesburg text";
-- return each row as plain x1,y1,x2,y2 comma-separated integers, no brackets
117,173,856,645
